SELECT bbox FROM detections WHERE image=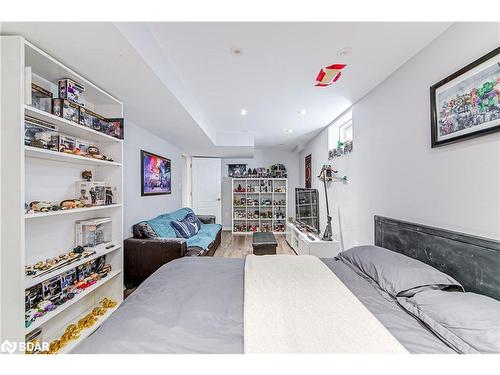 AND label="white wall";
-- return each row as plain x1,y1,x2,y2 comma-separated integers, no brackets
221,148,300,229
123,121,183,237
300,22,500,250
